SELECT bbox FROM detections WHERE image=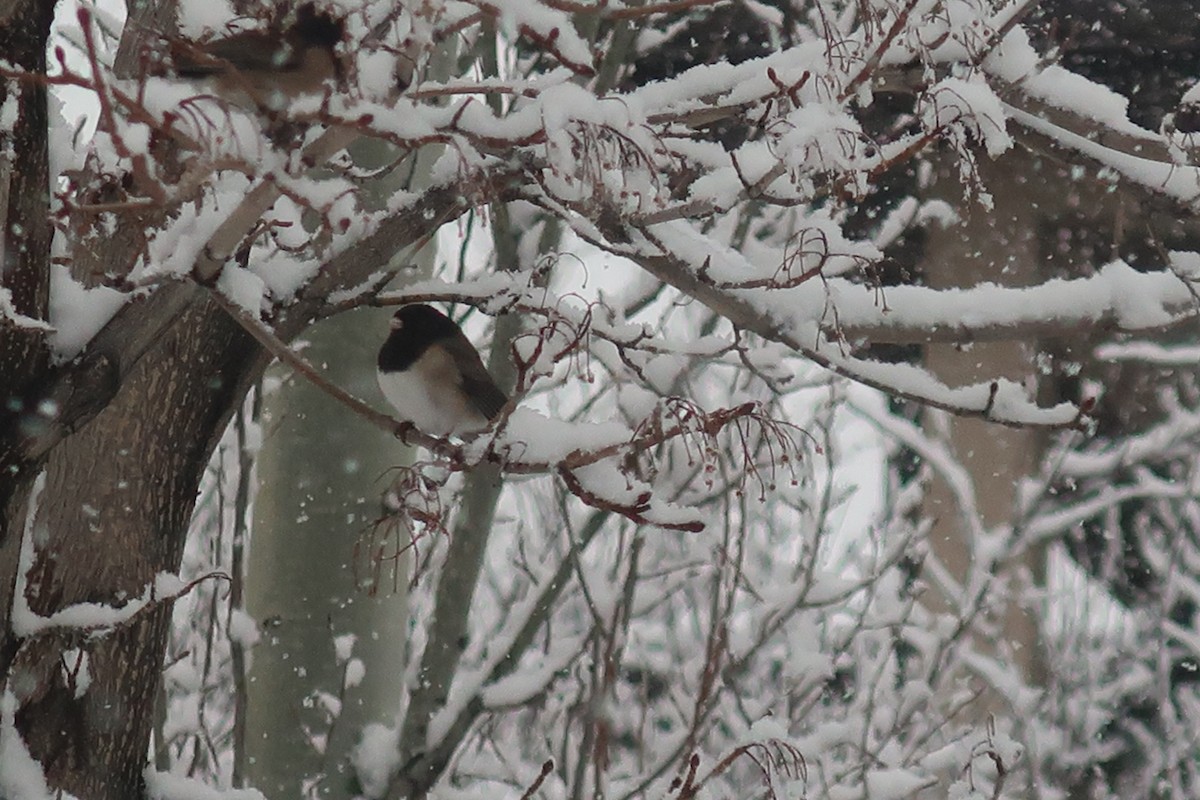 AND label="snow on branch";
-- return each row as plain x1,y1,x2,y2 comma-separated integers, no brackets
218,284,807,533
579,217,1089,429
13,0,1191,449
12,476,226,642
